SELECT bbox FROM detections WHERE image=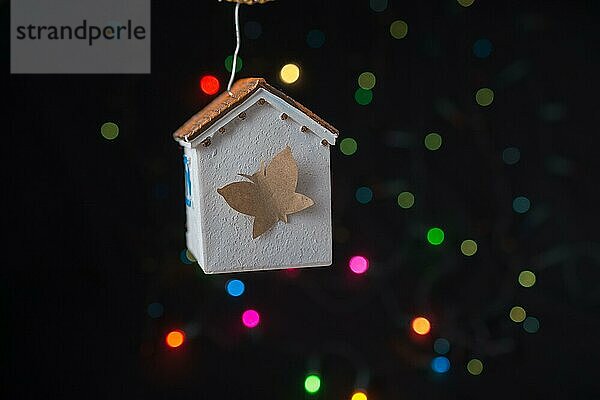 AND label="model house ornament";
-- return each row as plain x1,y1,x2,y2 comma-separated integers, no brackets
173,78,338,274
